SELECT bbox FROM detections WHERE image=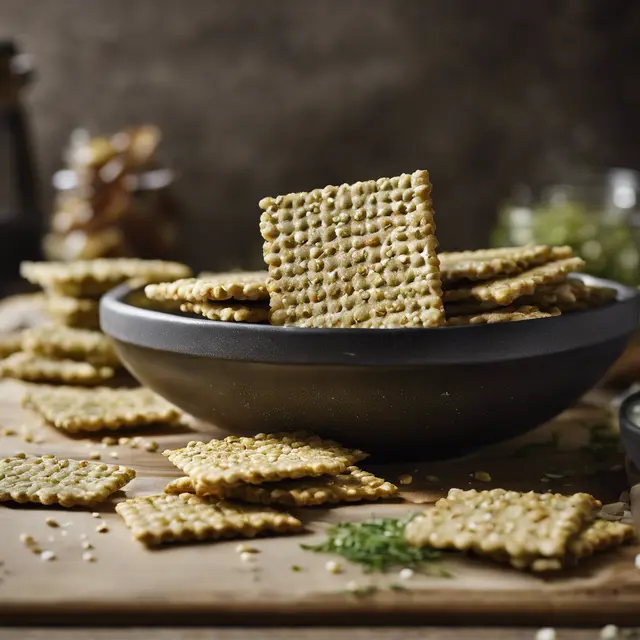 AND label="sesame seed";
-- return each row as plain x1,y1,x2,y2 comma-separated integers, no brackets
144,440,159,452
88,451,101,461
325,560,342,574
96,523,109,533
535,629,556,640
600,624,619,639
39,550,56,562
240,551,255,563
398,568,414,580
398,474,413,485
82,551,96,563
45,517,59,528
473,471,491,482
82,541,93,550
